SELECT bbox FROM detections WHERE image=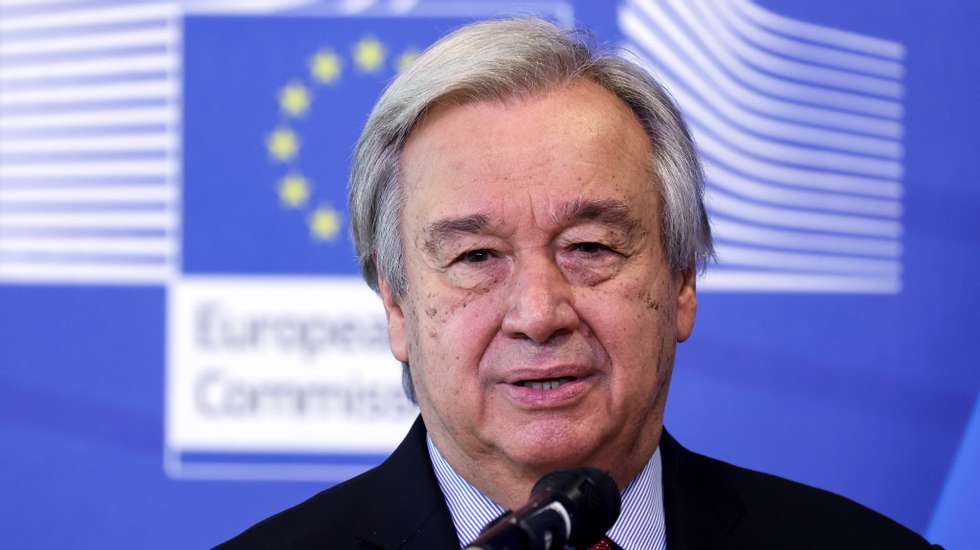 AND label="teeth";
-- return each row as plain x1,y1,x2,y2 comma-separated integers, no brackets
523,378,572,390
